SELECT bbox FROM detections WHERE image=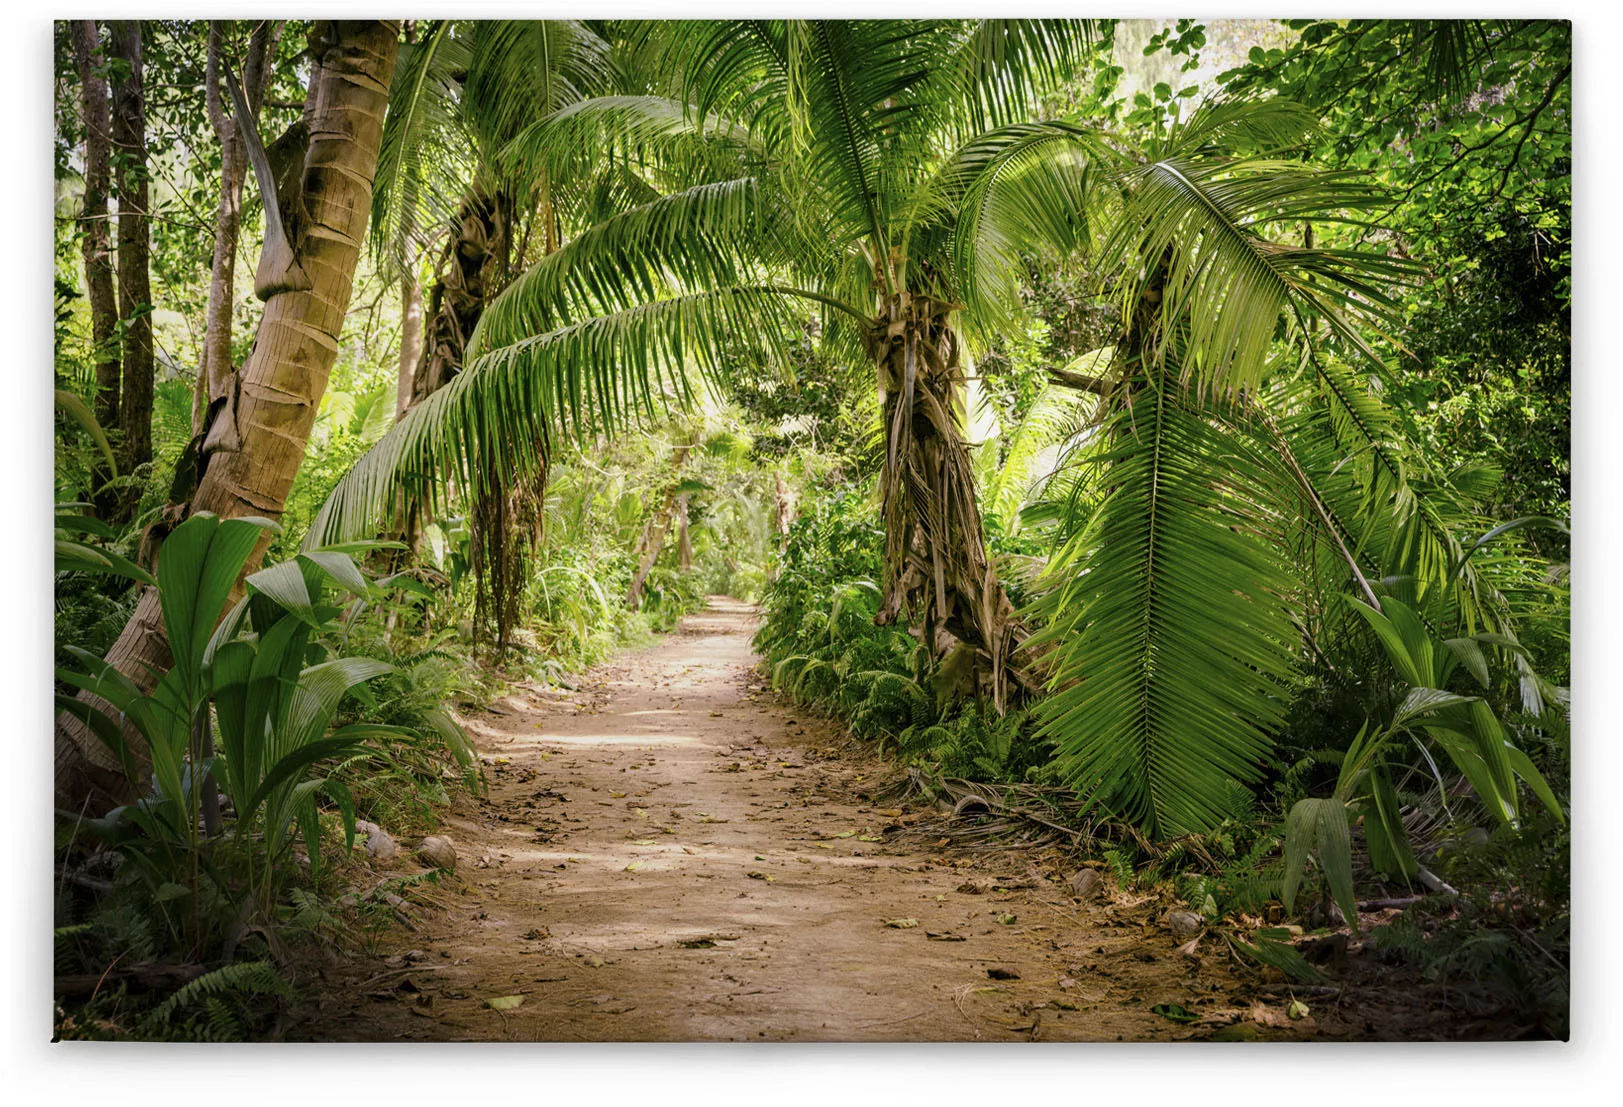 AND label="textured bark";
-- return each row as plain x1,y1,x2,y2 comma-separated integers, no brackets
676,496,693,573
56,20,402,817
772,470,795,538
109,21,153,479
468,460,547,652
395,248,423,421
70,20,120,432
409,190,508,407
870,291,1026,712
192,20,280,436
